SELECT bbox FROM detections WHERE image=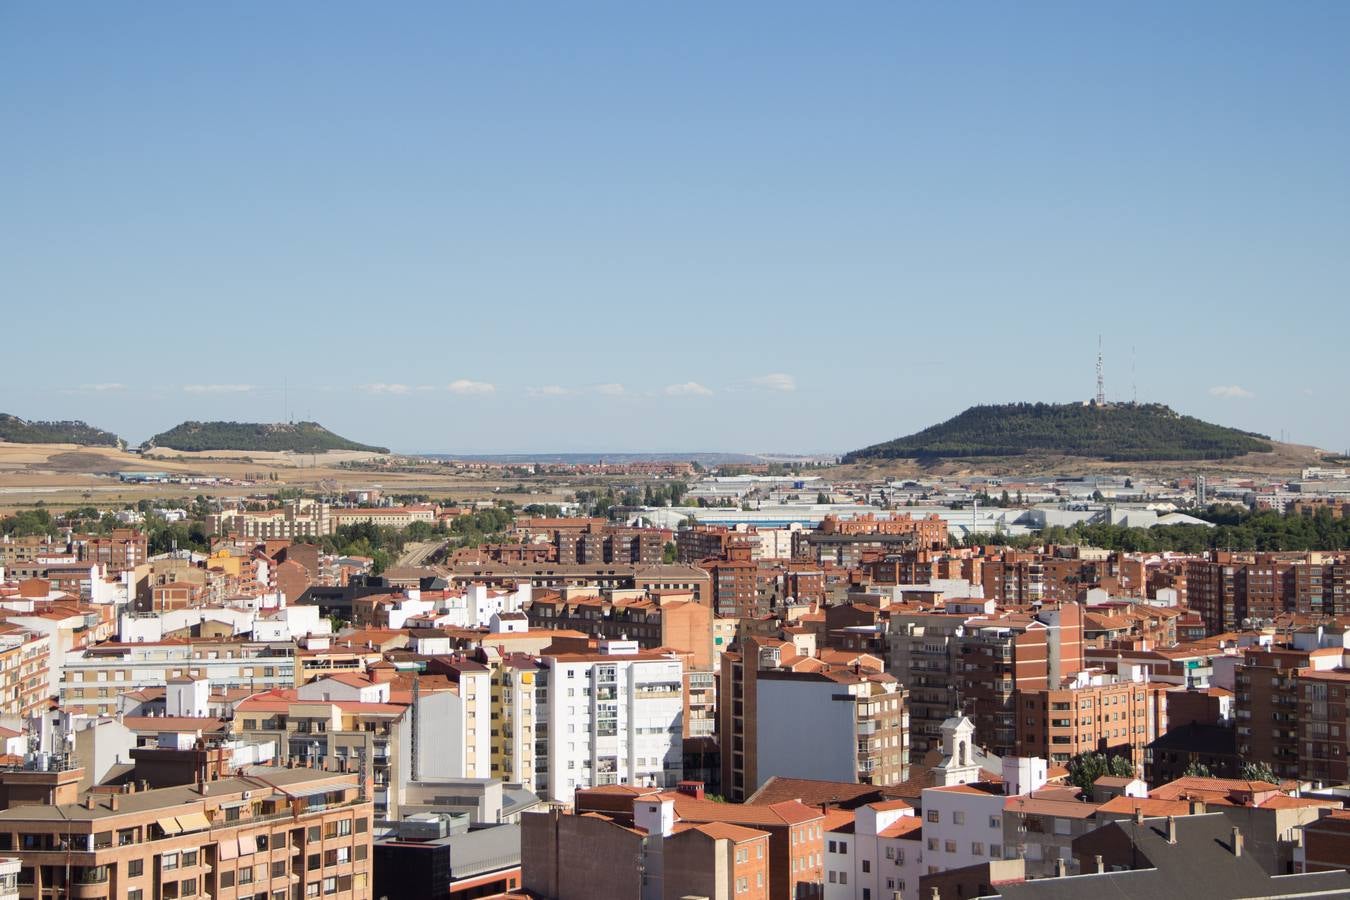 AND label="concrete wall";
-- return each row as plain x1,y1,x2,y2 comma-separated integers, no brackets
522,809,643,900
755,677,856,790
